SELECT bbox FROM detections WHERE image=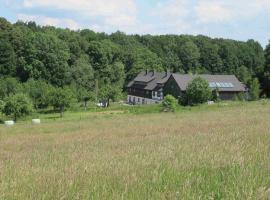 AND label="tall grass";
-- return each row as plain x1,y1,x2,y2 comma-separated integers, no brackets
0,101,270,199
